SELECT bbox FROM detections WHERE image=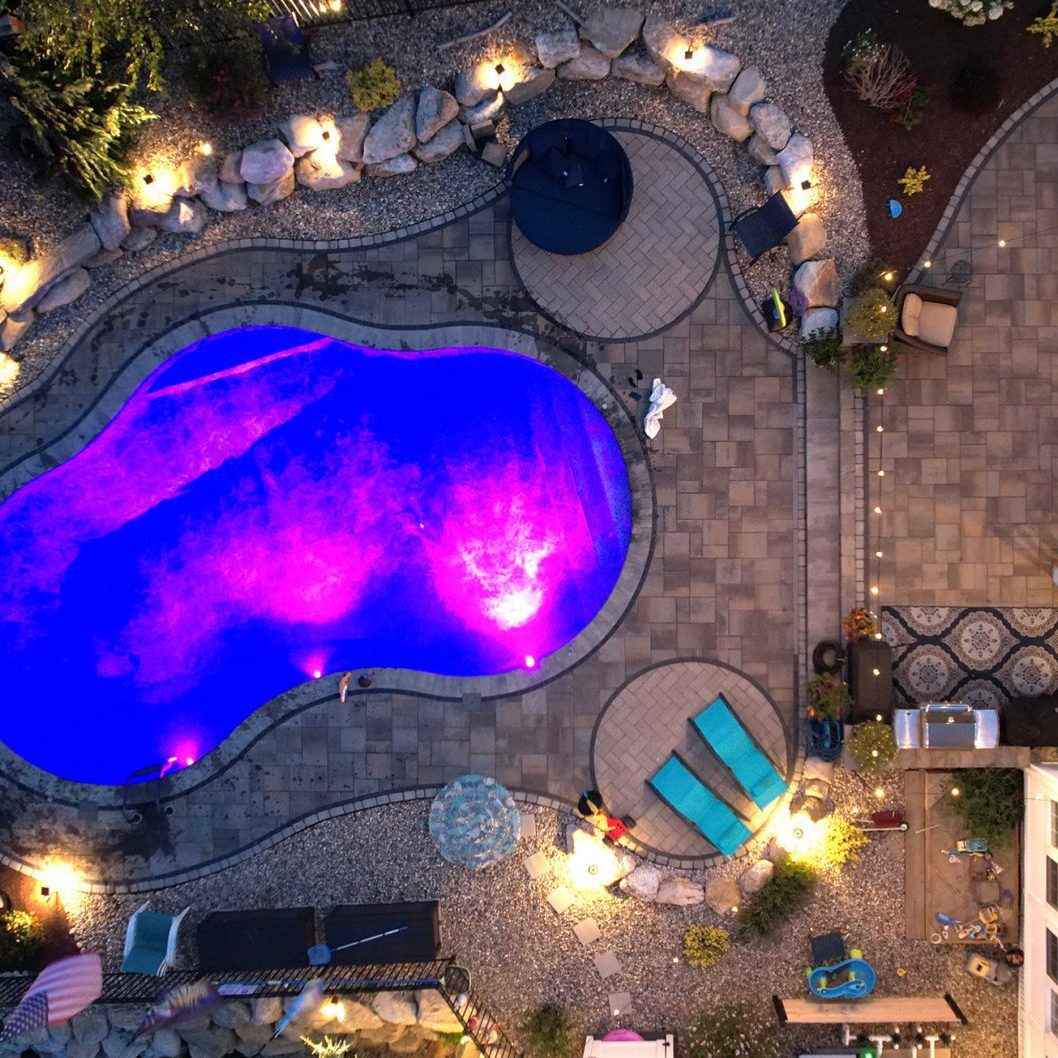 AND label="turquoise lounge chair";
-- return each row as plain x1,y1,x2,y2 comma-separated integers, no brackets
120,902,189,975
691,695,787,810
648,753,750,856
